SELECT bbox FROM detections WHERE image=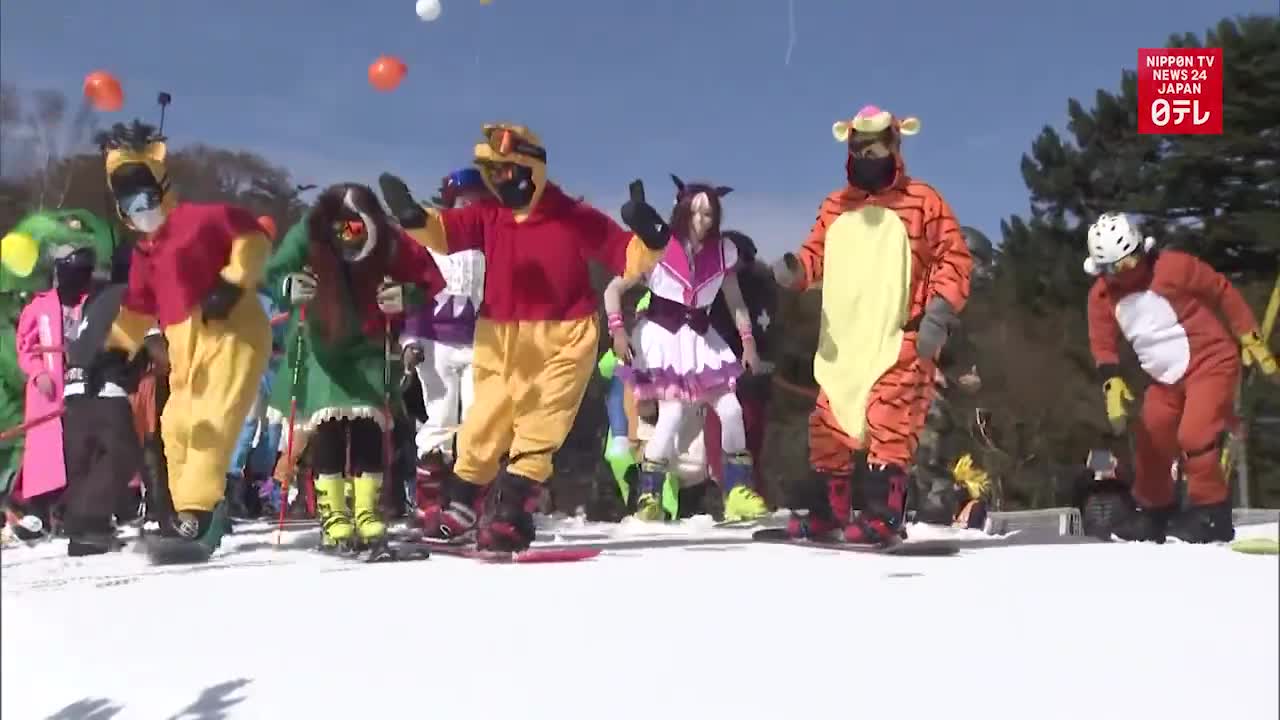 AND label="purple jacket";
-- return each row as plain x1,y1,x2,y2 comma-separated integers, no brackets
403,295,477,345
